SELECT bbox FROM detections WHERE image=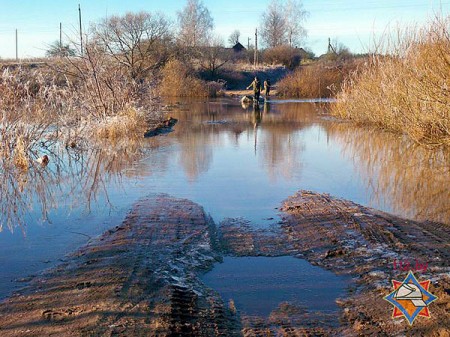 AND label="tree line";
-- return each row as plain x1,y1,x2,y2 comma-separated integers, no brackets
46,0,310,74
